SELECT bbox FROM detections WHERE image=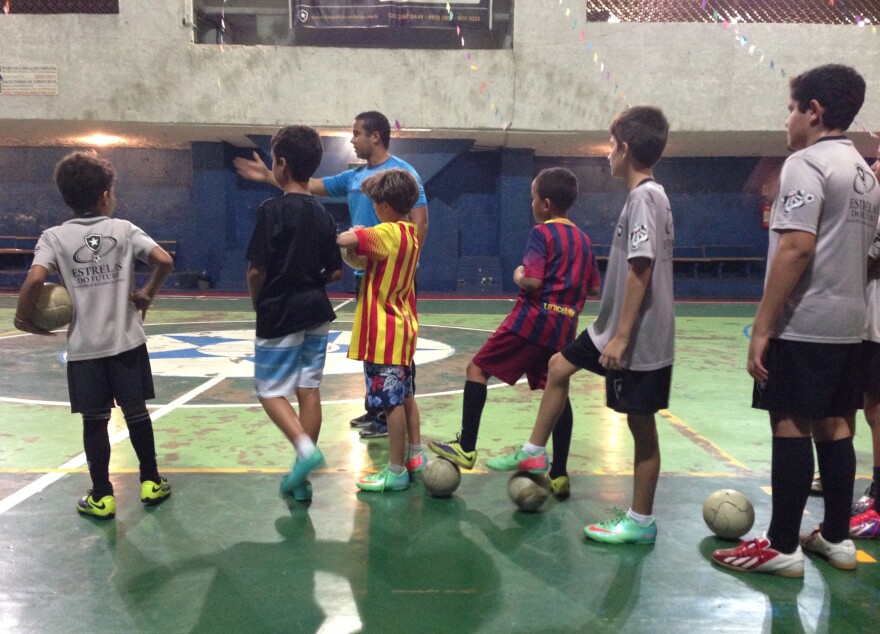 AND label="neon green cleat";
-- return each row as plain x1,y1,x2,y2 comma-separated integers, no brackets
140,477,172,506
584,508,657,545
280,447,325,496
356,465,410,492
428,436,477,470
485,445,548,473
550,475,571,499
77,492,116,520
293,480,313,502
406,450,430,475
